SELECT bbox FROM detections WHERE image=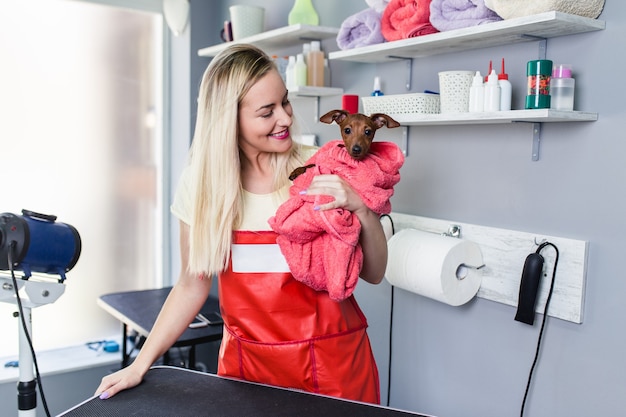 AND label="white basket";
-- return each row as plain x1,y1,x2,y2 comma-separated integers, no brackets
362,93,440,116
